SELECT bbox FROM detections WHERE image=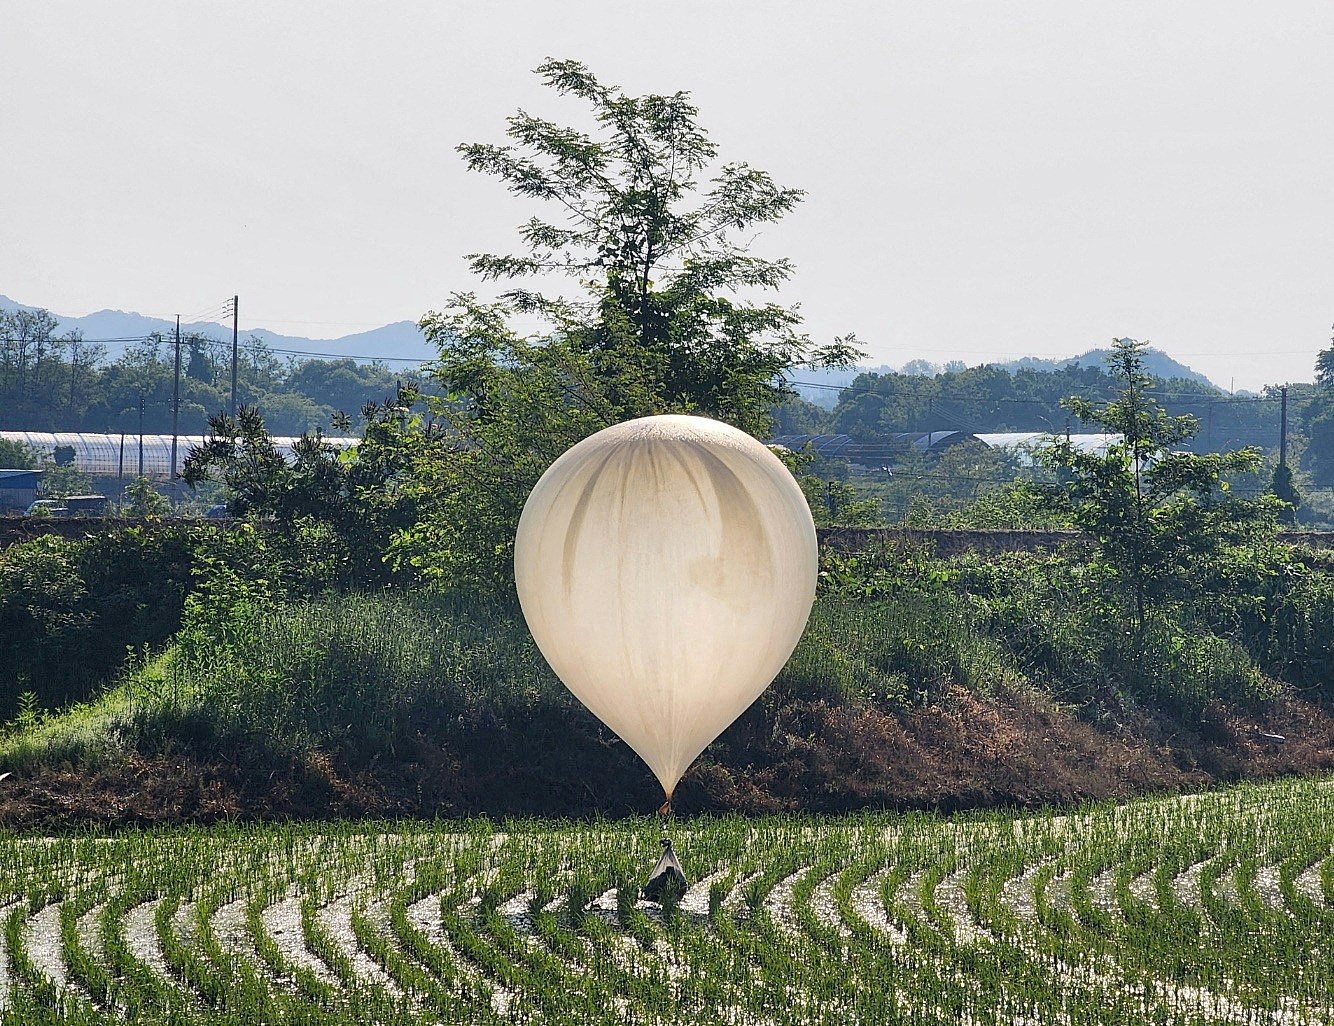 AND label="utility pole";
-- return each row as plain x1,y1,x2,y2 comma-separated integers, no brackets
68,335,80,407
170,315,182,482
230,295,239,417
1280,386,1289,467
138,395,145,477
